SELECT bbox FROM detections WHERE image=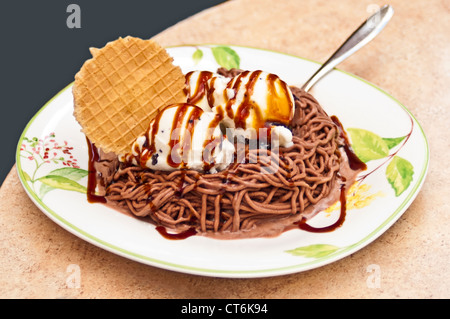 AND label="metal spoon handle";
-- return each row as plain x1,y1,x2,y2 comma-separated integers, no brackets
301,4,394,92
